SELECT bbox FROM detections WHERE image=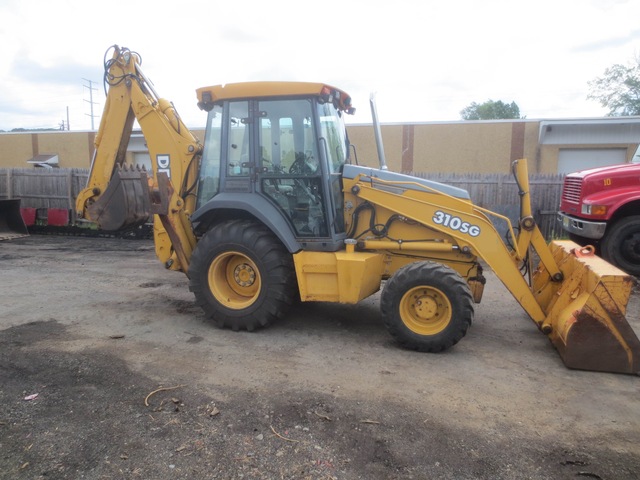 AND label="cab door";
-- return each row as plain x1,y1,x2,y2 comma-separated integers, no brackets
255,98,332,241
